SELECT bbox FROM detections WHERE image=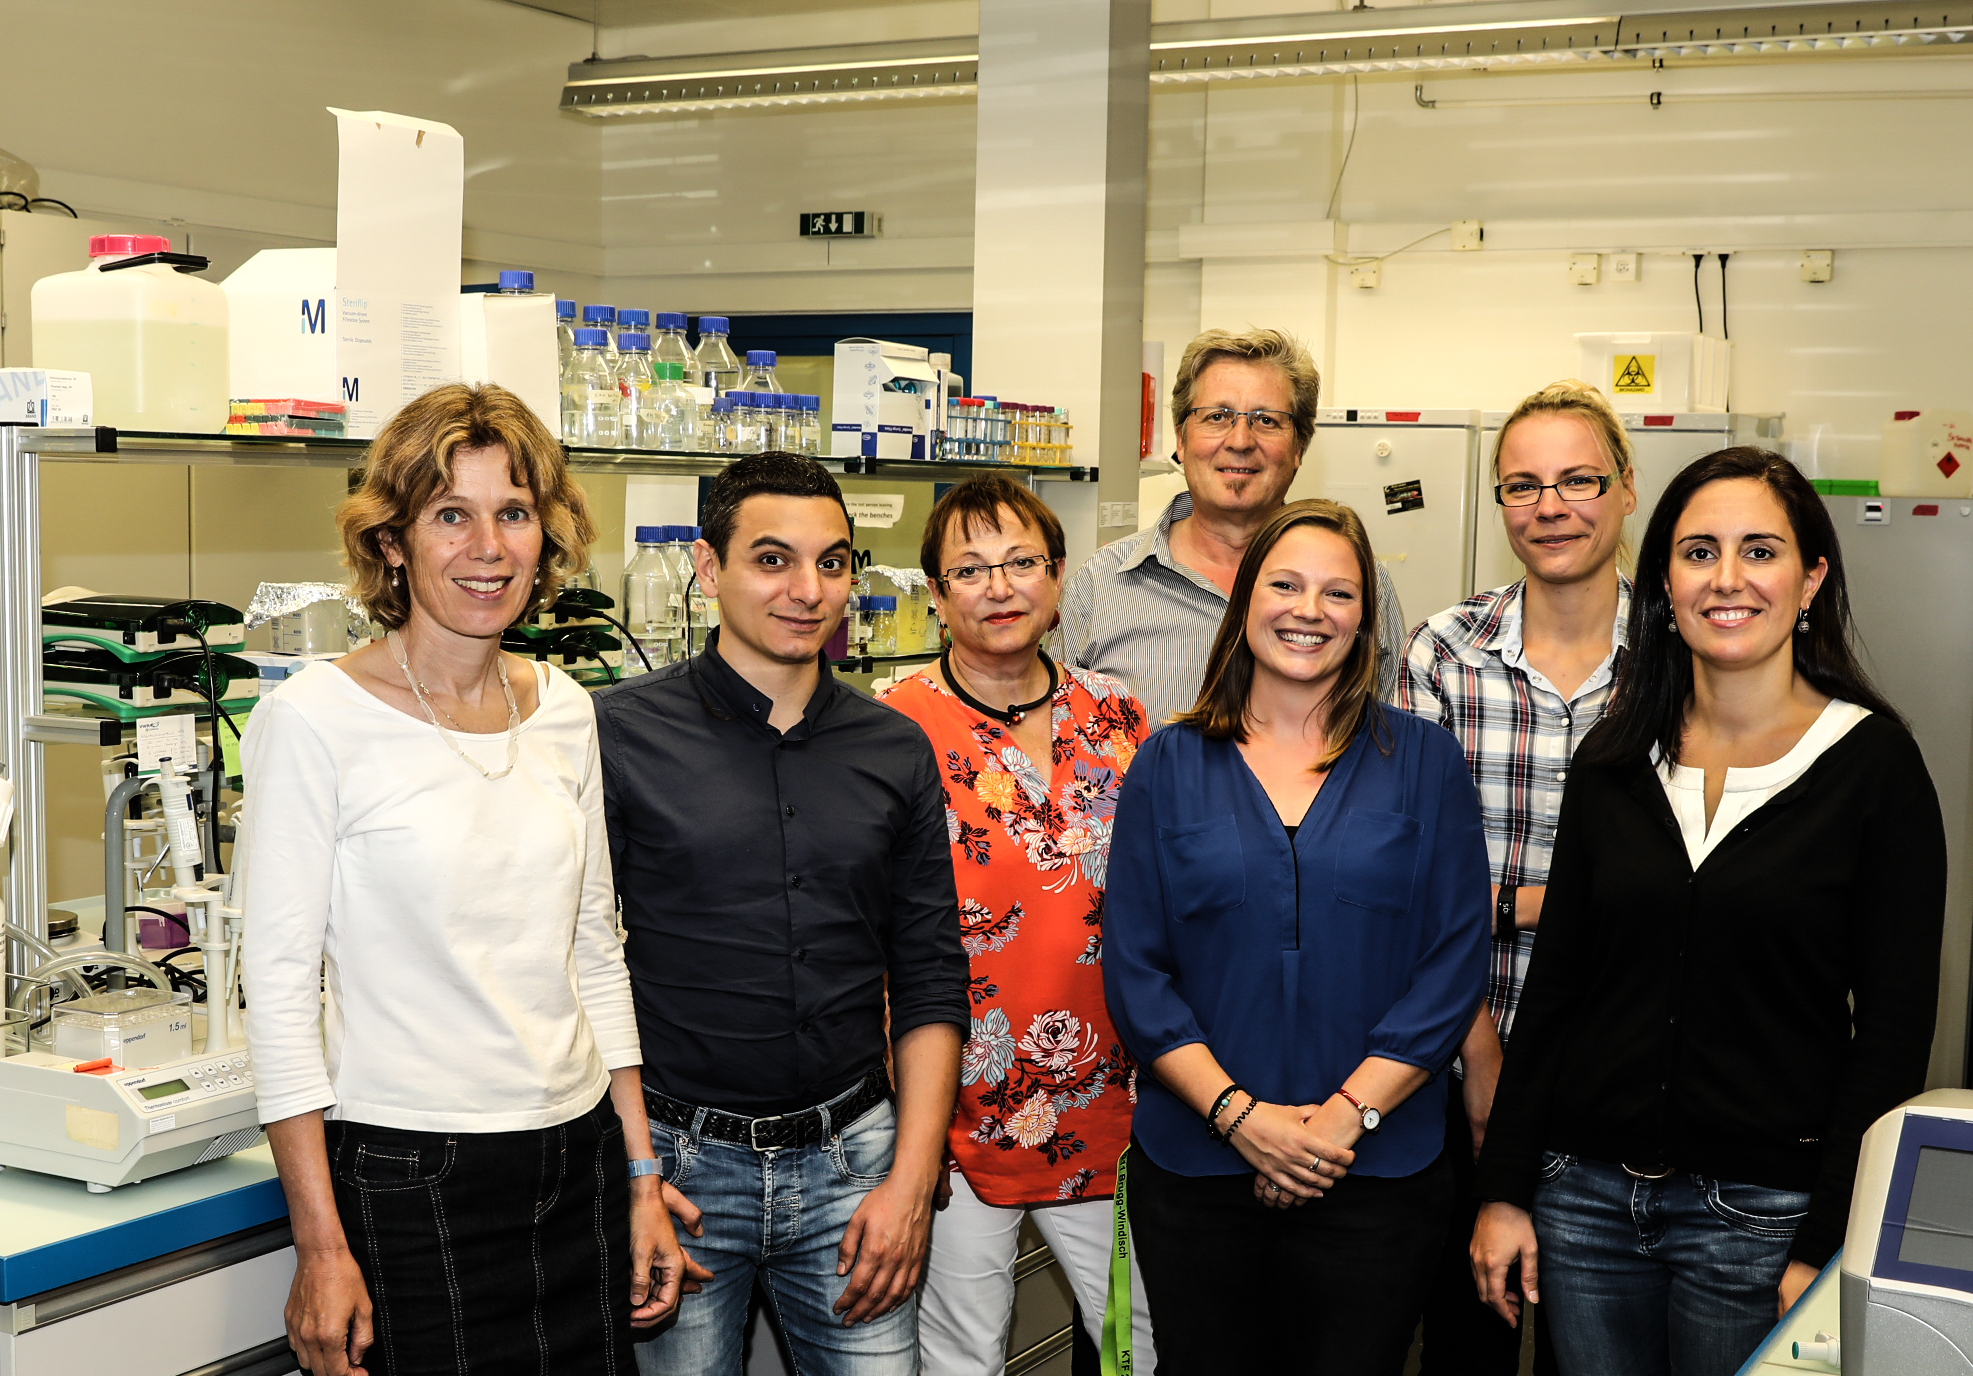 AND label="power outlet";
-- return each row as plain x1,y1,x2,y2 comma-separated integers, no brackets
1608,252,1640,283
1569,253,1601,286
1800,250,1835,283
1451,219,1484,251
1351,262,1382,289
